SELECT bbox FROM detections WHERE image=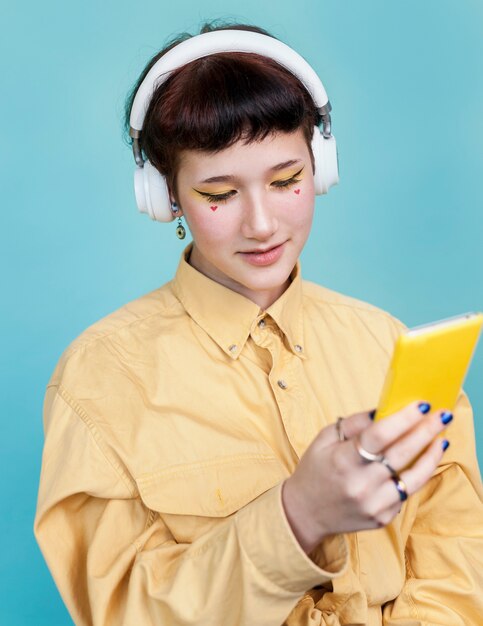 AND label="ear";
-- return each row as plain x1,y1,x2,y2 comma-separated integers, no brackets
168,190,184,217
